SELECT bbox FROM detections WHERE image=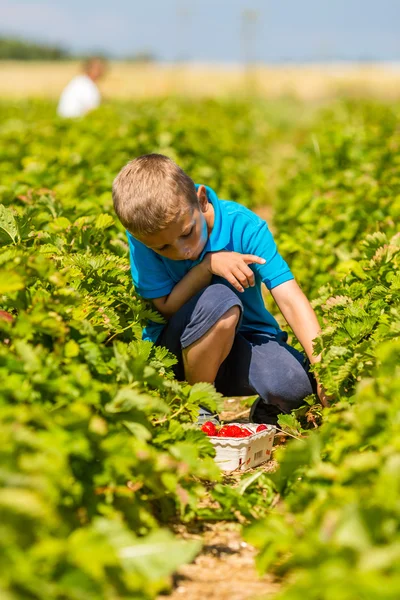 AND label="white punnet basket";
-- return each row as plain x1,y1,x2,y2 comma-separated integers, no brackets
209,423,275,472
